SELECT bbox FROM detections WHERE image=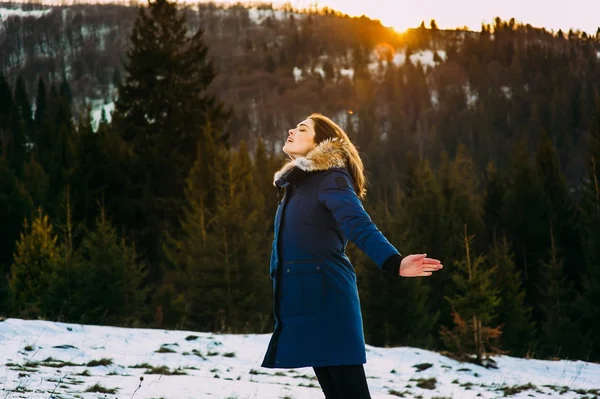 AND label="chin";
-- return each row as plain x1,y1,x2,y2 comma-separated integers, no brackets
283,142,294,155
